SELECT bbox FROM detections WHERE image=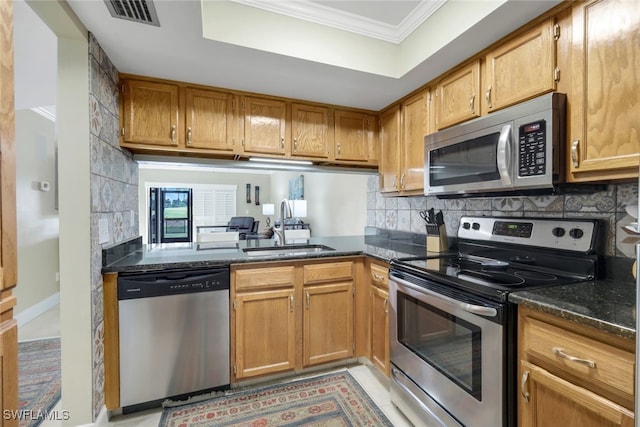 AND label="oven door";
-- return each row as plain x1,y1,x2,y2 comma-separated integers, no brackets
389,271,505,427
426,122,514,196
